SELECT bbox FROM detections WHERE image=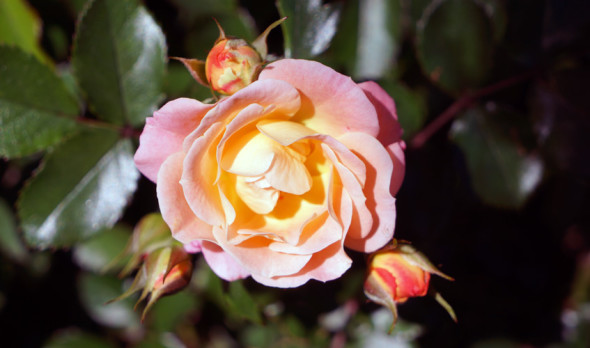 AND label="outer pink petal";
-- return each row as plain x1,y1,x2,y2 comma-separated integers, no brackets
181,122,226,227
157,152,215,244
339,133,398,253
259,59,379,138
135,98,213,182
252,242,352,288
183,79,301,152
212,227,312,278
201,241,251,281
358,81,403,146
388,141,406,196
